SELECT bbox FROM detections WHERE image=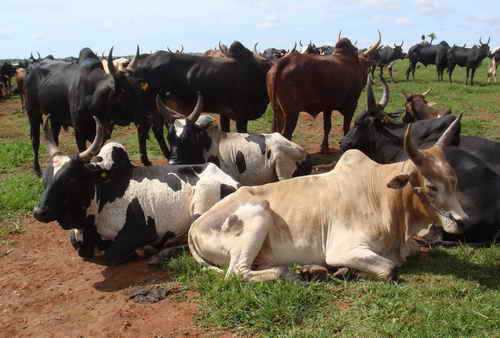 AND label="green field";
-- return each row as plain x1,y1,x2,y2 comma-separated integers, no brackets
0,59,499,336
